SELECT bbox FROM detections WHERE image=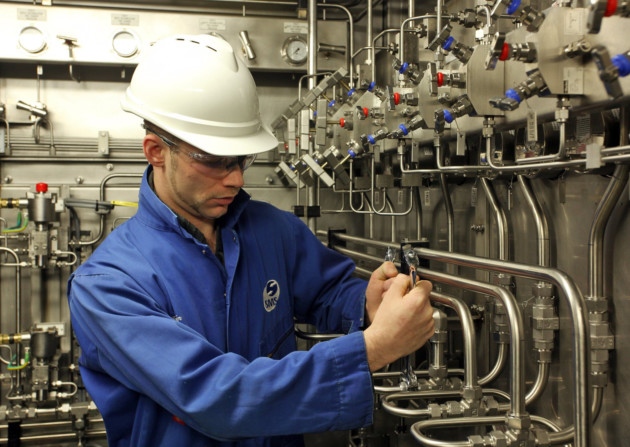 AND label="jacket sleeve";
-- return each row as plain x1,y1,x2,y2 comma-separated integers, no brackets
283,212,370,334
68,270,374,441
